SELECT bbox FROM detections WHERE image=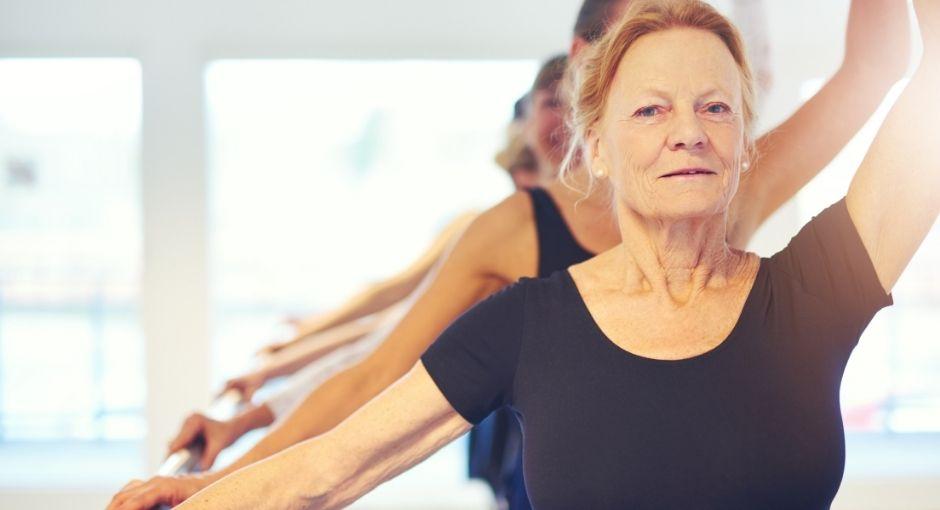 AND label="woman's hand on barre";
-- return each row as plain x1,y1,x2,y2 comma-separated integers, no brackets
221,370,267,401
166,413,241,470
107,473,217,510
166,403,276,470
